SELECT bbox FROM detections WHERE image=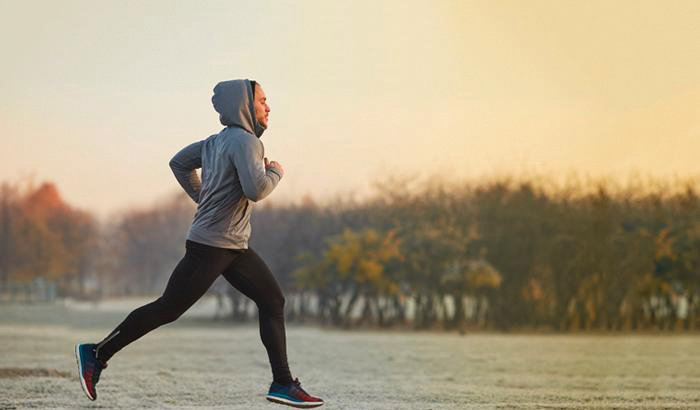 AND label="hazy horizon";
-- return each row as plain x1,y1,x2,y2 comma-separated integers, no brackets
2,0,699,219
